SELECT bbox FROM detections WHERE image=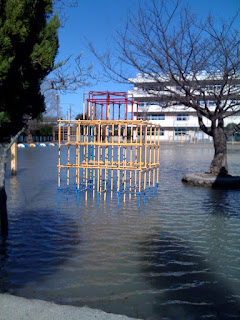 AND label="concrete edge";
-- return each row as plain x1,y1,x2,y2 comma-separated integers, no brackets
182,173,240,188
0,294,142,320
